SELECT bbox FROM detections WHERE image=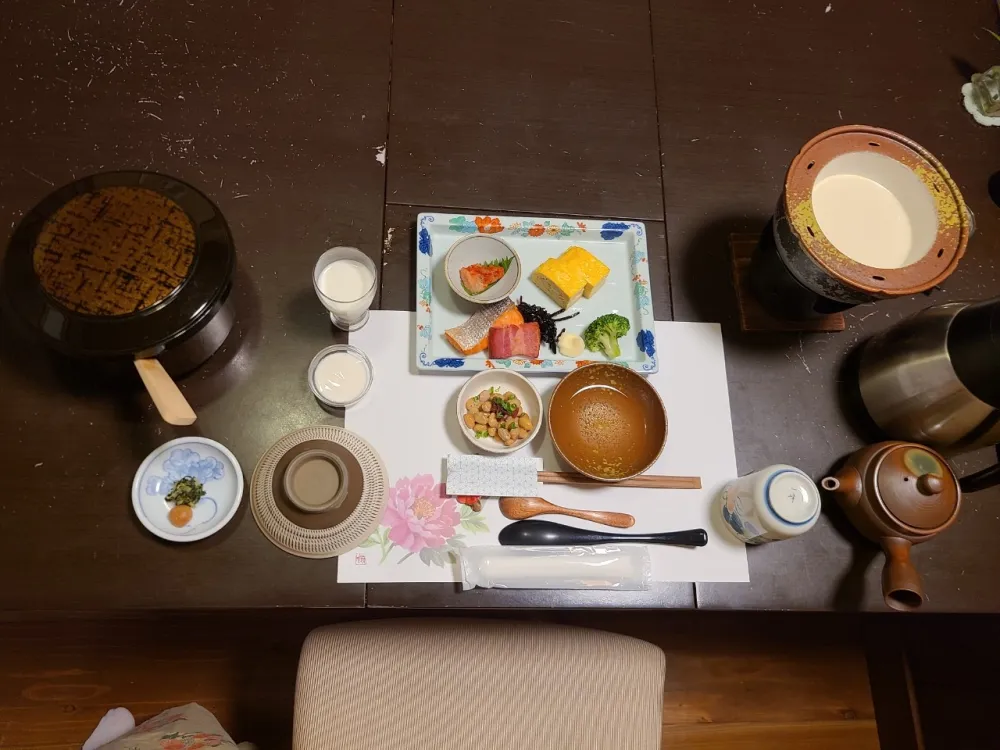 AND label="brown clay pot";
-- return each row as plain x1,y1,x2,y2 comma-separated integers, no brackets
821,441,961,612
749,125,971,319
